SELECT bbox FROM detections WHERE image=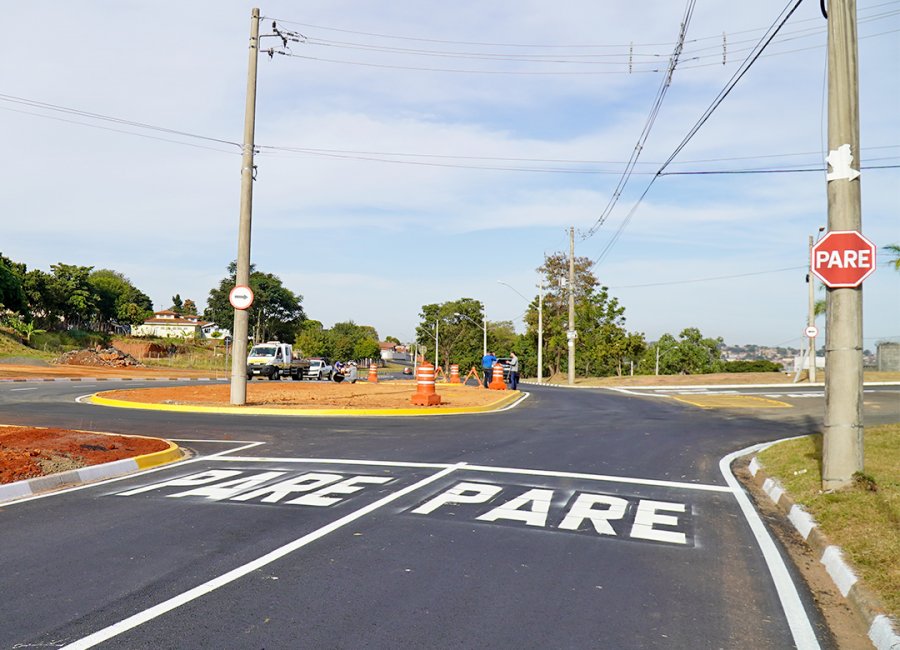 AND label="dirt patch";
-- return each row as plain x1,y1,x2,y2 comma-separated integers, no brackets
55,347,143,367
100,381,510,410
0,425,169,484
